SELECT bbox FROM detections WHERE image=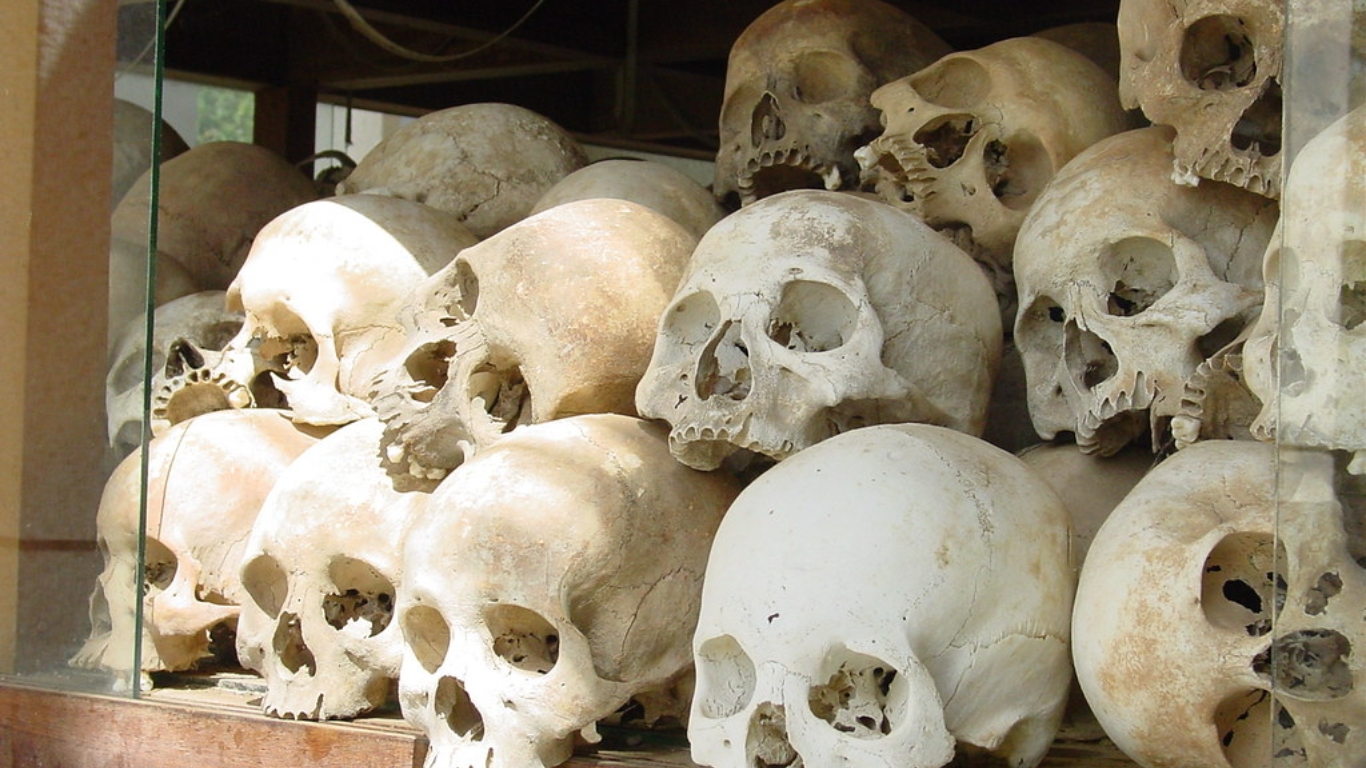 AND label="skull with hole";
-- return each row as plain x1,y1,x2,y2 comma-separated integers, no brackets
71,409,325,677
856,36,1131,304
157,195,479,431
712,0,951,208
529,159,726,241
397,414,741,768
635,189,1001,473
236,417,436,720
372,198,695,481
1116,0,1284,197
336,103,588,239
1243,103,1366,474
105,290,244,460
1073,439,1366,766
690,423,1074,768
1013,126,1277,457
